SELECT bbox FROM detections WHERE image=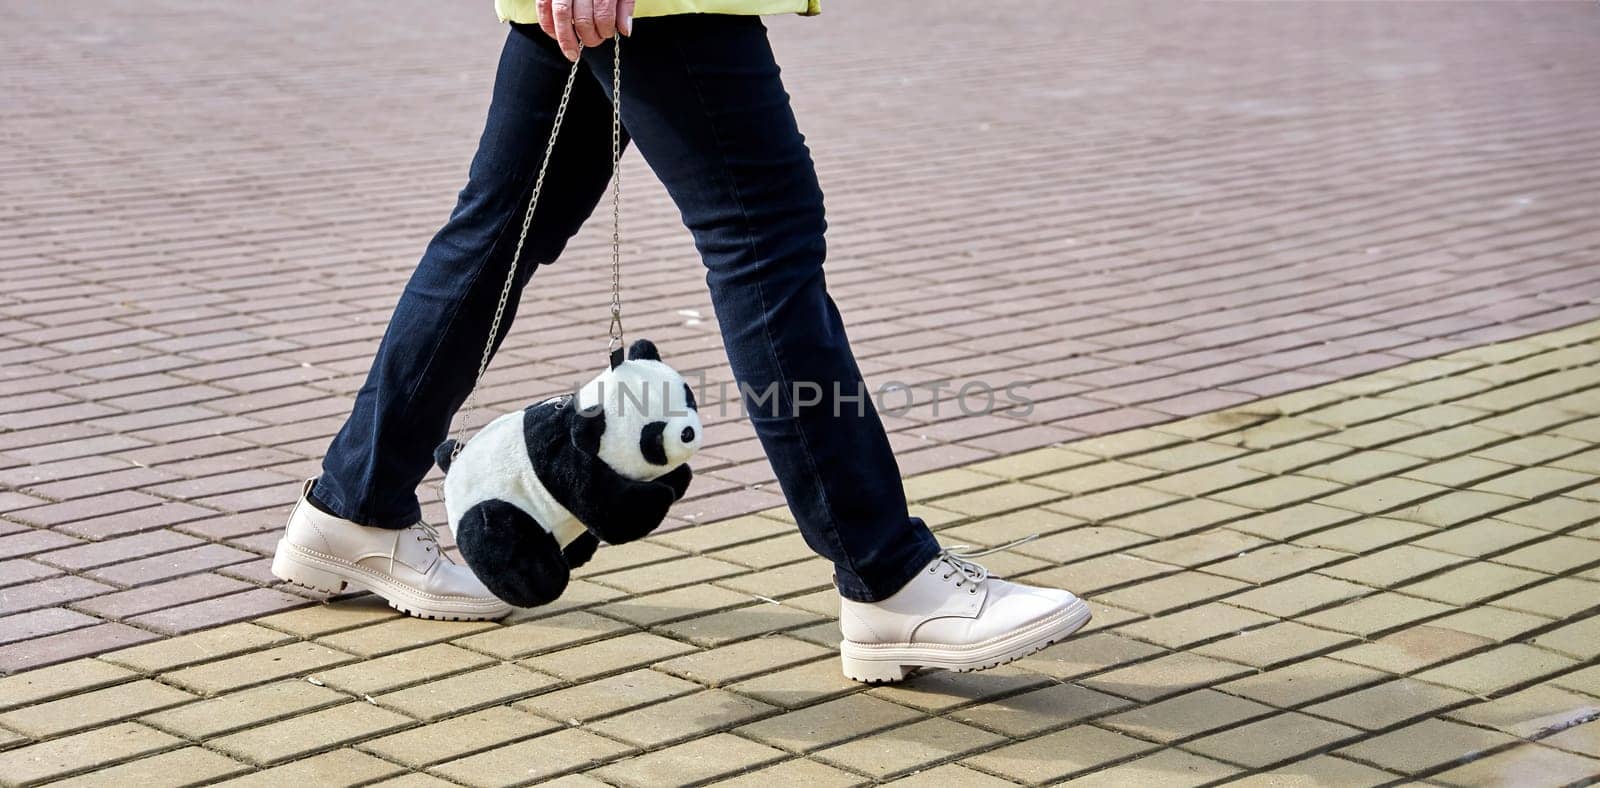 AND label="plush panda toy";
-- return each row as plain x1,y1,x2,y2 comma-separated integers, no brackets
433,339,700,607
